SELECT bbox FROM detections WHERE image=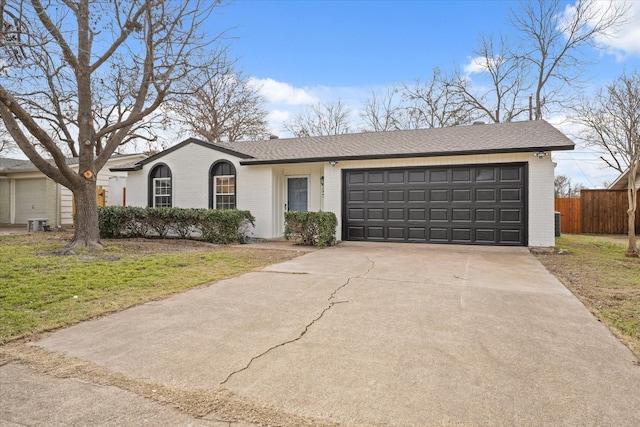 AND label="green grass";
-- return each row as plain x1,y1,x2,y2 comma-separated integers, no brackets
535,234,640,357
0,234,297,344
